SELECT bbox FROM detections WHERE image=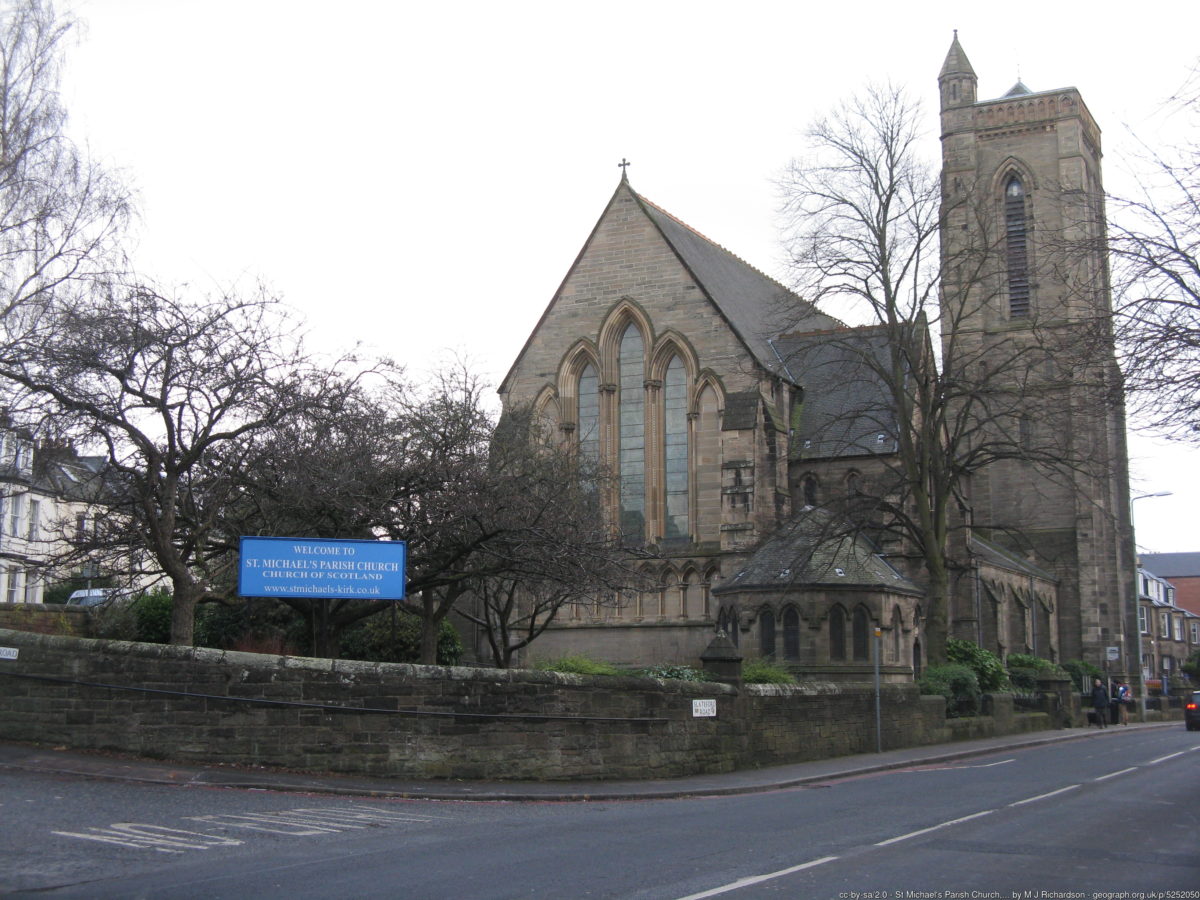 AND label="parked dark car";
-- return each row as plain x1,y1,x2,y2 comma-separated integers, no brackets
1186,692,1200,731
